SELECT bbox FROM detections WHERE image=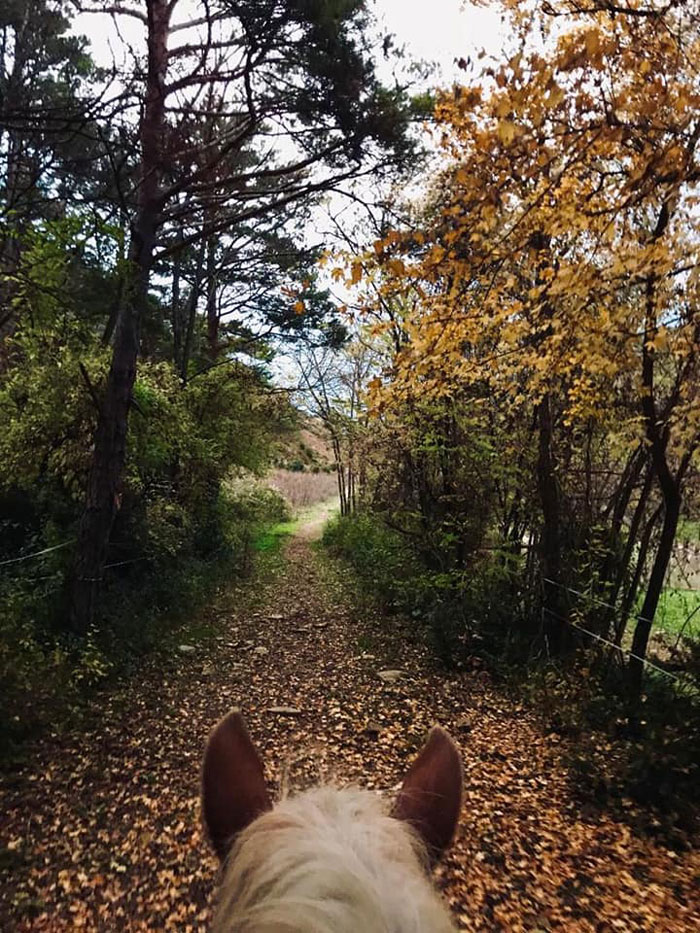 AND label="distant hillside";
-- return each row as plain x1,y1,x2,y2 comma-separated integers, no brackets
274,414,335,473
